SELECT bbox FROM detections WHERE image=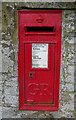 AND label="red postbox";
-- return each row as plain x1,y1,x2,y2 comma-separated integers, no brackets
18,10,62,111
